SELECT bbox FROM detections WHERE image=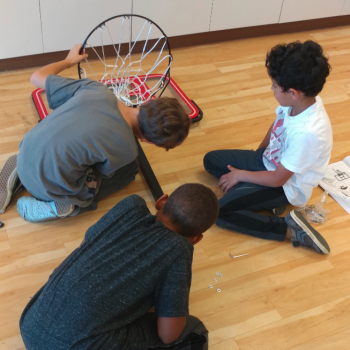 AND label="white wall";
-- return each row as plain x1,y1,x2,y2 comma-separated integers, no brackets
0,0,43,59
210,0,284,31
1,0,350,60
40,0,132,53
279,0,345,23
132,0,213,37
342,0,350,15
